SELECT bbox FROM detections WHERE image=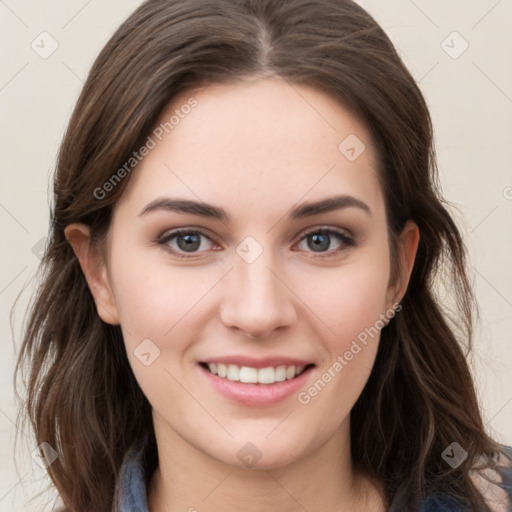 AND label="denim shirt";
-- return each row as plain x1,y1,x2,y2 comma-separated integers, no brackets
114,441,512,512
